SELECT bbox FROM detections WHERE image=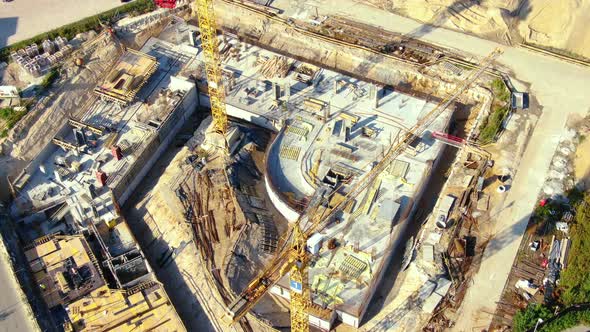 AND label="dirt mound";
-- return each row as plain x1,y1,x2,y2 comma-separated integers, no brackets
364,0,590,58
401,1,508,39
